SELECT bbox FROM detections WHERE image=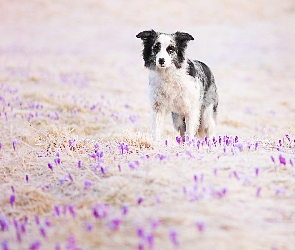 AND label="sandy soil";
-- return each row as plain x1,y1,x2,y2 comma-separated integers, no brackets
0,0,295,249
